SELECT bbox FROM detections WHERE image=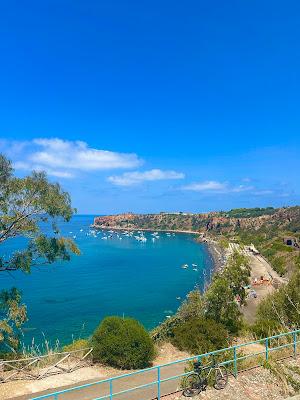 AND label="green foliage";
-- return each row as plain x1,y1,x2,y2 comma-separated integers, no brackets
251,319,282,339
154,251,250,347
172,318,228,355
0,288,27,351
222,207,275,218
271,256,286,276
219,237,229,249
177,290,204,321
63,339,90,352
253,271,300,337
0,154,79,350
92,316,155,369
205,252,250,333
